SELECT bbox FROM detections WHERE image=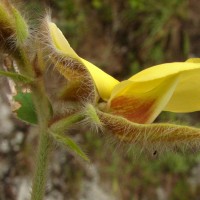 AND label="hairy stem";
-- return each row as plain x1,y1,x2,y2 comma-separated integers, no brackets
12,46,34,78
30,82,85,199
49,112,85,134
31,123,51,200
30,82,52,200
